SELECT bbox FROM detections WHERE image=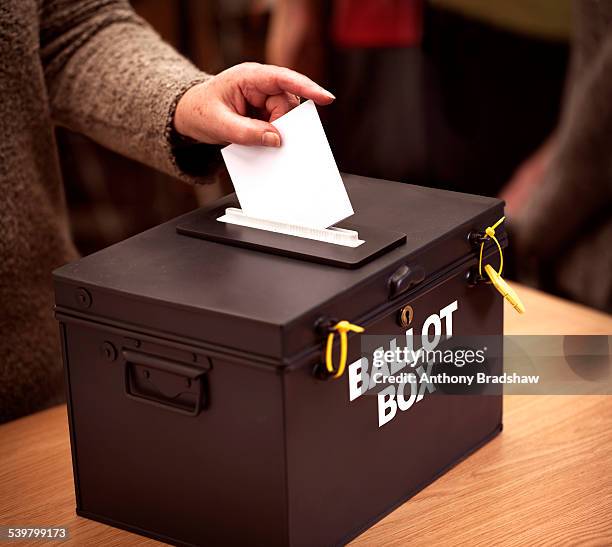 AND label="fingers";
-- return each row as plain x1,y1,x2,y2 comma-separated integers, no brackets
240,63,335,106
216,93,299,146
173,64,334,147
266,92,300,122
216,108,282,147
